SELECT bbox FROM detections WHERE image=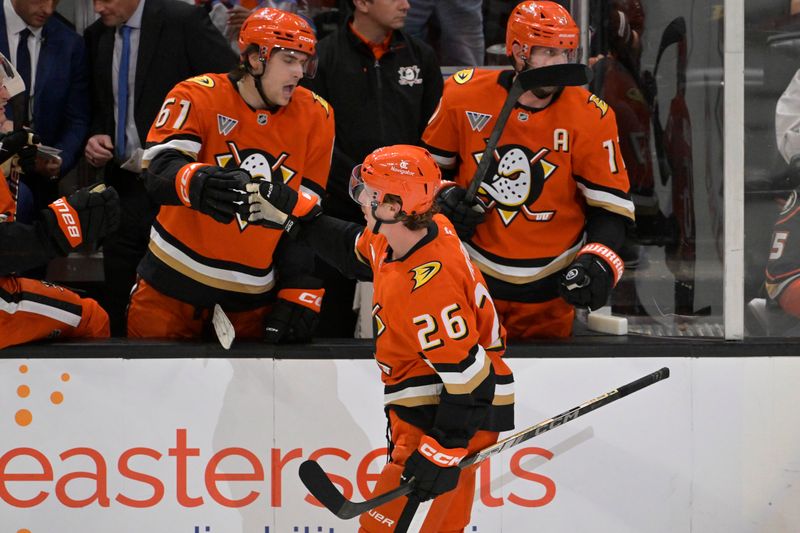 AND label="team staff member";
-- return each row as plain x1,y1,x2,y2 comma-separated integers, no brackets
127,8,334,341
302,0,443,337
424,1,634,339
241,145,514,530
0,53,119,349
